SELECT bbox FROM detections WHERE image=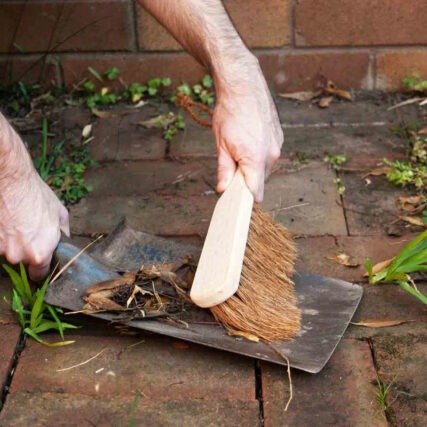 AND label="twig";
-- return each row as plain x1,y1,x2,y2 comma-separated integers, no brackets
269,202,310,213
56,348,105,372
387,97,422,111
50,235,103,284
267,343,294,411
